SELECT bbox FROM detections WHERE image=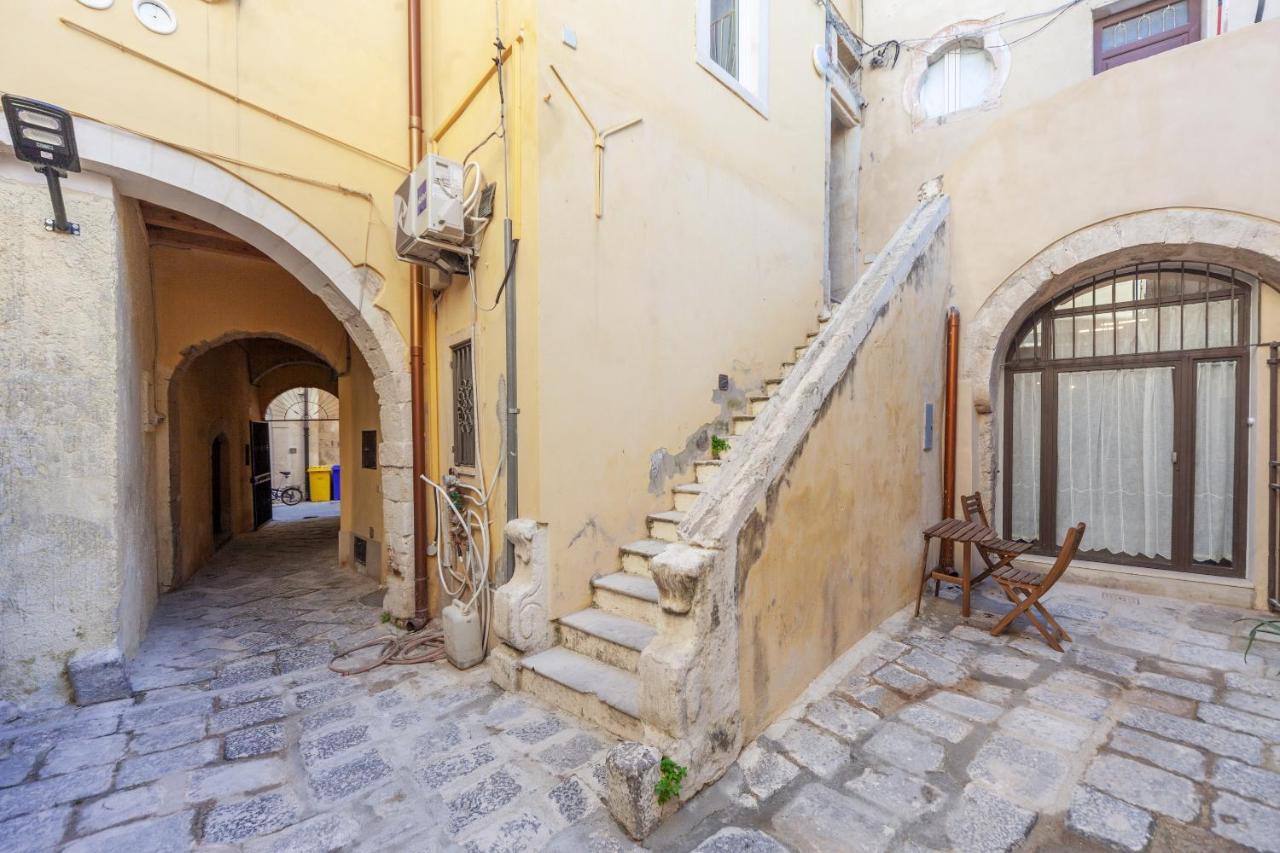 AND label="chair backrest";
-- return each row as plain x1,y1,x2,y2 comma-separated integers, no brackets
1040,522,1087,590
960,492,989,528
